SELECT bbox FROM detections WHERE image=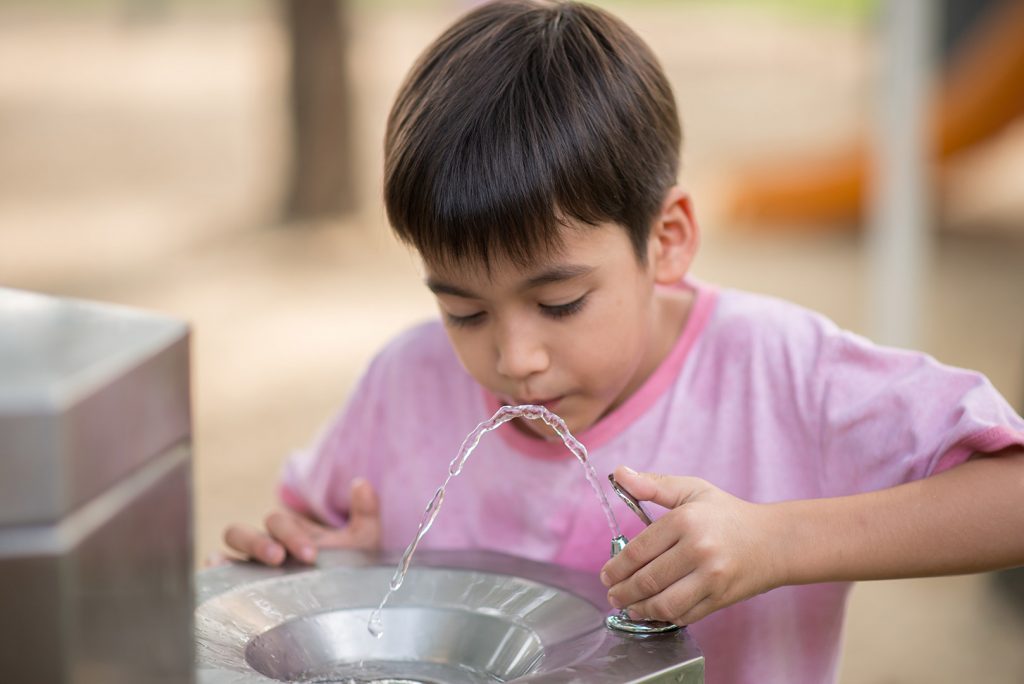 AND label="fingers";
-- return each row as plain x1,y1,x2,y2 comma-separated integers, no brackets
601,511,682,587
223,523,287,566
611,465,661,503
349,477,380,520
610,556,715,626
264,511,318,563
606,538,695,609
203,551,231,568
627,581,715,626
222,477,381,566
671,595,716,626
224,510,320,566
334,477,381,550
613,465,708,510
